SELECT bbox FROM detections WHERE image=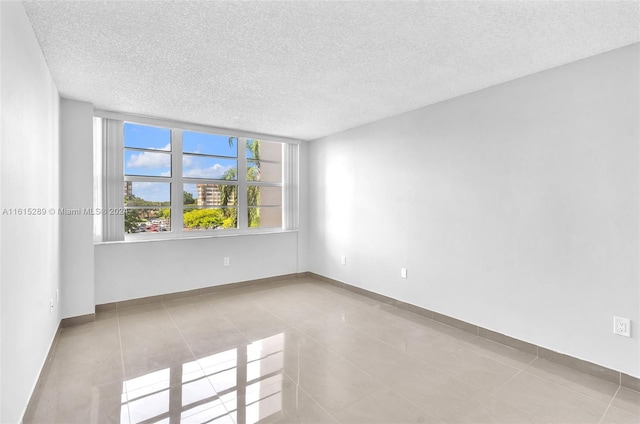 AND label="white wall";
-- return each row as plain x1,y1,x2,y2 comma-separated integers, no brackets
95,231,299,303
93,127,309,305
92,133,308,304
60,99,95,318
309,44,639,377
0,2,61,422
